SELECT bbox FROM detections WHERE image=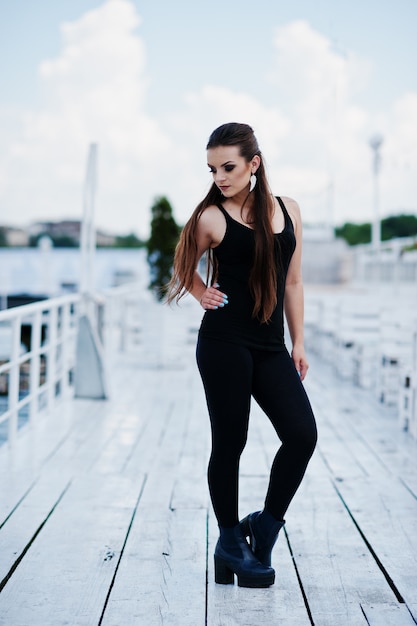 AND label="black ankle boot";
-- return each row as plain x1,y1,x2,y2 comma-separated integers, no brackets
214,524,275,588
240,510,285,567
